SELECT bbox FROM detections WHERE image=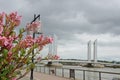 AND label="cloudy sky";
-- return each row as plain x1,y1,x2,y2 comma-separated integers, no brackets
1,0,120,61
